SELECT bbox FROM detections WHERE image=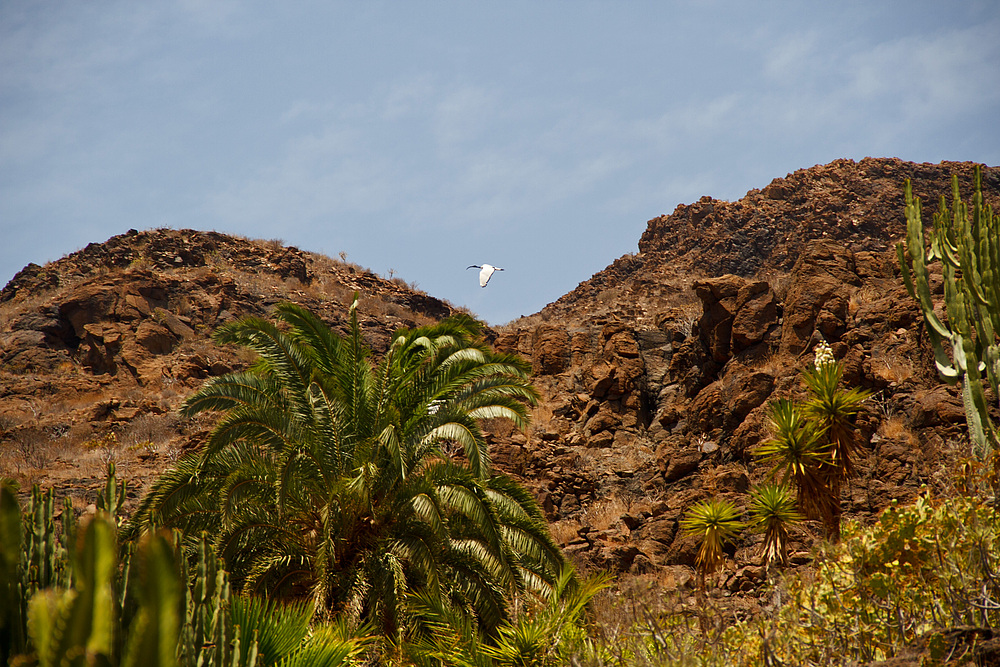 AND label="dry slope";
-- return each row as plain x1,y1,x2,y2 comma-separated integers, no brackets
1,158,998,613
